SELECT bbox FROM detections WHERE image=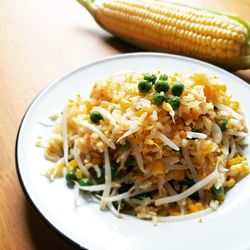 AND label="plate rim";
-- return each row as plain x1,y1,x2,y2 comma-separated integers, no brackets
15,52,250,249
